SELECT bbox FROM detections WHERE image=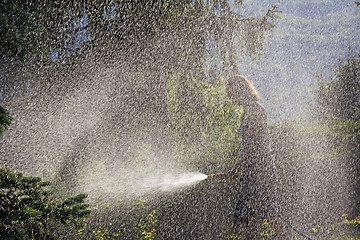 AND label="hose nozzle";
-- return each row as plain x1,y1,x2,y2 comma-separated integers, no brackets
207,173,225,178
